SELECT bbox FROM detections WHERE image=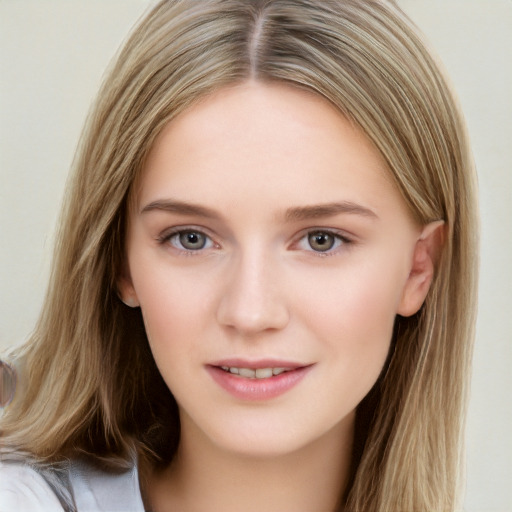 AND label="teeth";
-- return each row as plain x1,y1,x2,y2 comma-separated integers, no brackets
221,366,291,379
238,368,256,378
255,368,273,379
